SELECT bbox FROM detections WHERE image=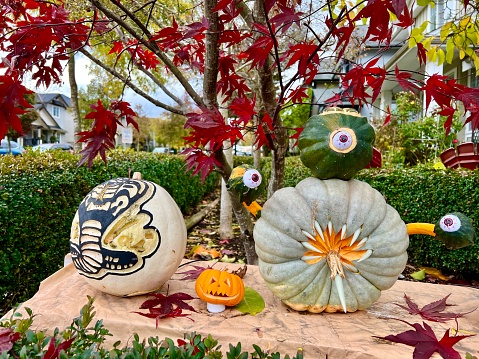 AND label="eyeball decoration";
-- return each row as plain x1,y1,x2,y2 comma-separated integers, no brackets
243,168,262,189
227,164,265,203
407,212,476,249
69,173,187,296
330,128,356,153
